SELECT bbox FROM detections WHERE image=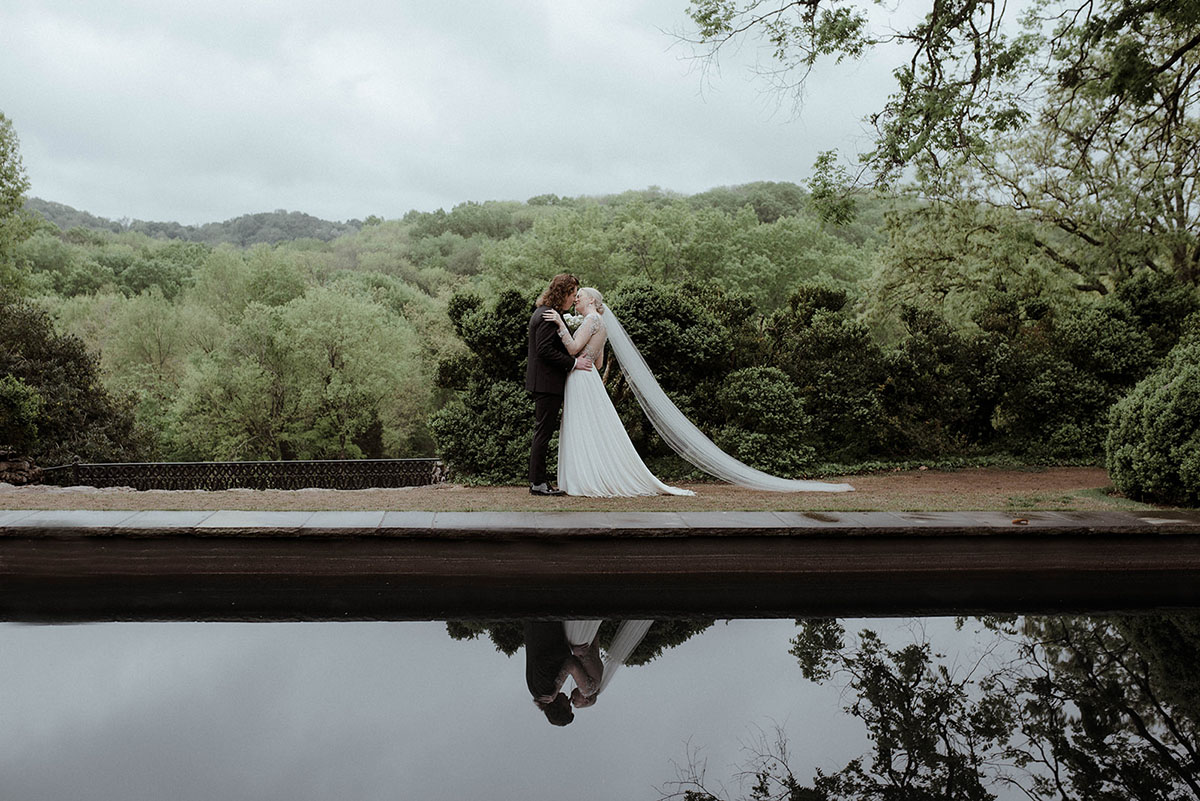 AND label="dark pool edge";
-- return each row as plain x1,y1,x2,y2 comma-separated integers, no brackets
1,509,1198,621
